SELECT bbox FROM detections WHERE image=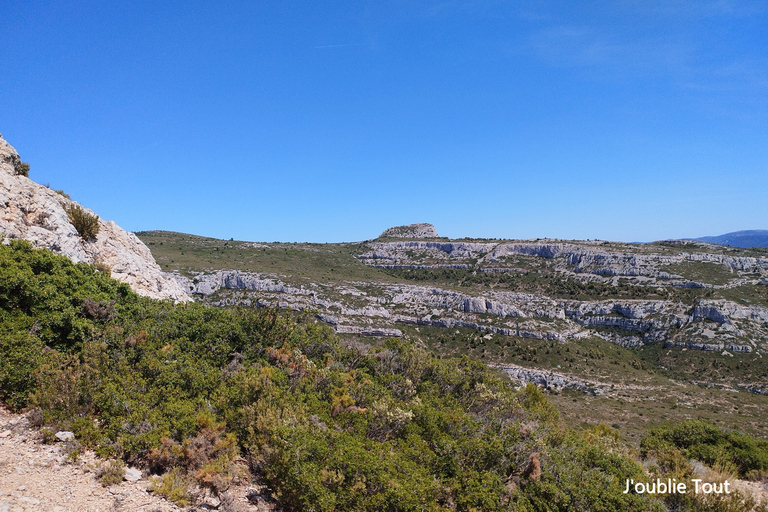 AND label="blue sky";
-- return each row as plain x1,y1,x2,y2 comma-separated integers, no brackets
1,1,766,242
